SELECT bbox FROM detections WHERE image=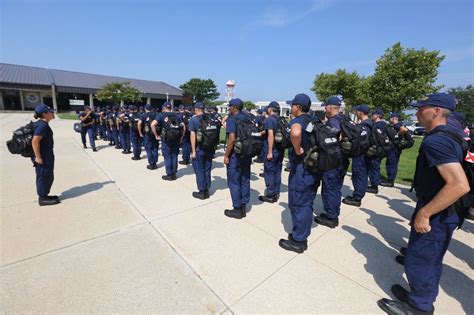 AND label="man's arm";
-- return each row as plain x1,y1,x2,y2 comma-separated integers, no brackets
190,131,197,159
32,135,43,164
414,162,470,233
151,120,160,140
290,123,303,155
224,132,235,165
267,129,274,160
138,120,144,138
